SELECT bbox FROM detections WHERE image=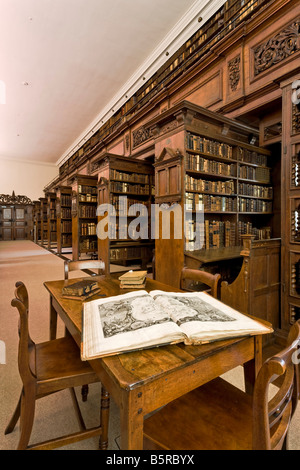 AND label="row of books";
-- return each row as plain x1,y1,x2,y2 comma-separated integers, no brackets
48,209,56,219
79,239,97,252
239,165,271,183
204,219,236,249
78,185,97,194
78,193,97,203
186,154,235,176
79,205,96,218
61,208,71,219
237,147,268,167
185,192,237,212
60,194,72,206
238,183,273,199
110,181,150,195
186,133,233,159
110,169,149,184
50,222,56,231
61,234,72,246
185,175,235,194
80,222,97,236
61,220,72,233
237,221,271,241
110,246,143,261
110,195,150,215
105,224,146,240
185,219,236,251
239,198,272,213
